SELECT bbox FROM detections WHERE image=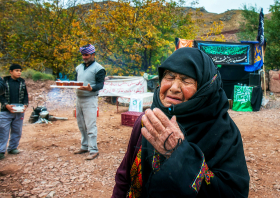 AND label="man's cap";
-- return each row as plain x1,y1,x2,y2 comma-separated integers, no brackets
79,44,95,54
